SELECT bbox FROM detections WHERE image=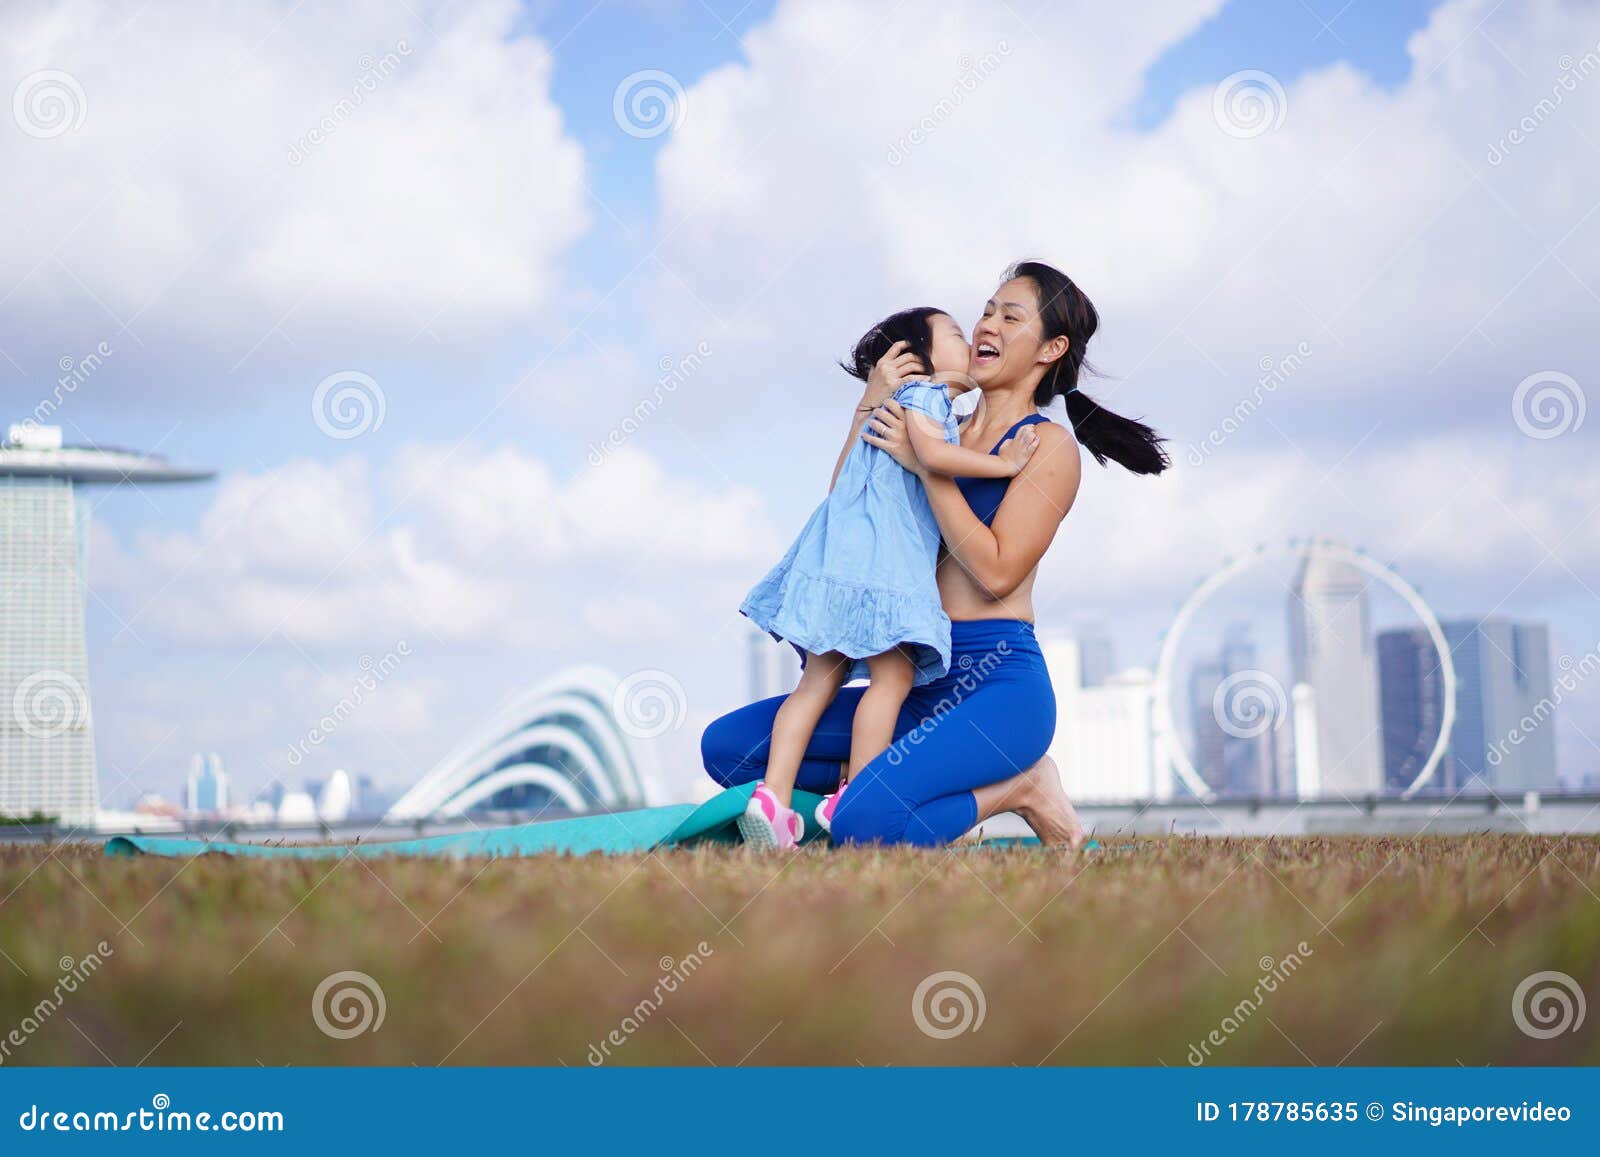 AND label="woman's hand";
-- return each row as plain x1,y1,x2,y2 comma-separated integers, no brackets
860,399,921,473
859,340,925,412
